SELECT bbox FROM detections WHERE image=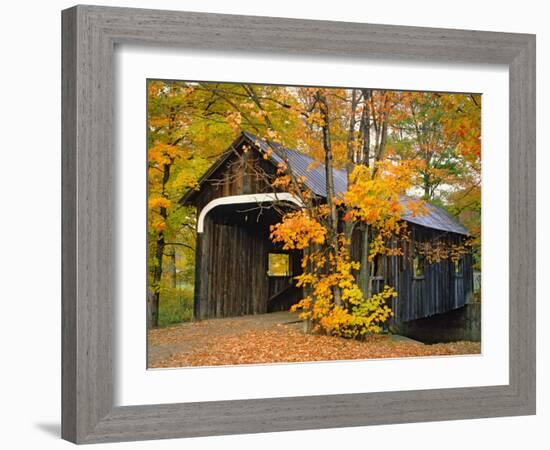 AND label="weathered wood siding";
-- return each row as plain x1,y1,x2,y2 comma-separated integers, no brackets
194,150,277,215
195,217,268,319
192,145,302,319
396,225,474,322
351,224,474,323
194,215,302,320
392,252,474,323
